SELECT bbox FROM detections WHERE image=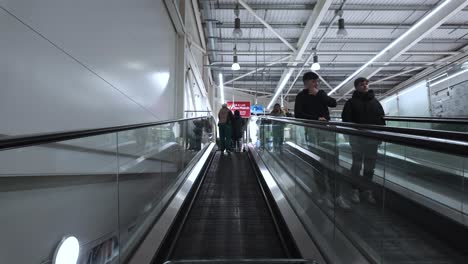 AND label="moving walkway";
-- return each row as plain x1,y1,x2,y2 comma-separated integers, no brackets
1,116,467,264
